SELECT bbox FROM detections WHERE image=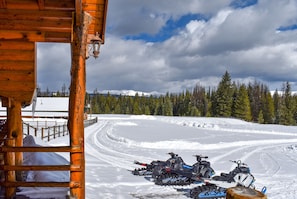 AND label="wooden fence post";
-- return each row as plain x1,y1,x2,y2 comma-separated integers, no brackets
5,99,22,197
41,128,44,140
48,128,50,142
